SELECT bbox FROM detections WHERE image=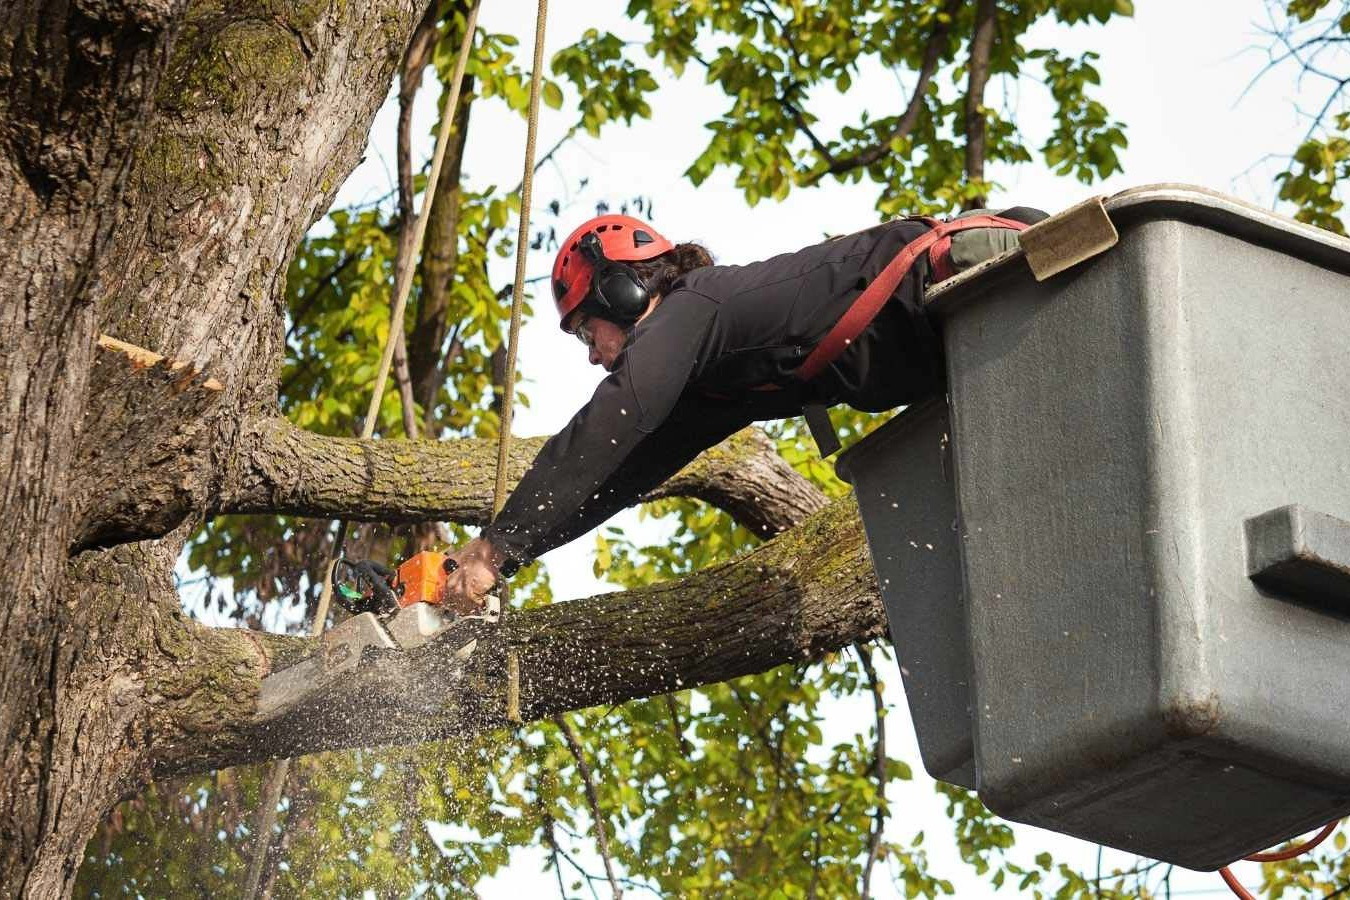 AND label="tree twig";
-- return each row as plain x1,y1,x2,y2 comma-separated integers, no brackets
662,694,693,759
544,819,603,900
554,714,624,900
285,253,360,343
805,0,960,184
858,643,887,899
541,809,571,899
963,0,998,208
807,830,823,899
